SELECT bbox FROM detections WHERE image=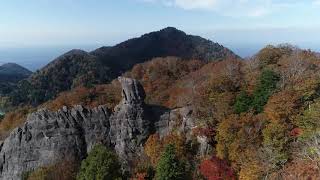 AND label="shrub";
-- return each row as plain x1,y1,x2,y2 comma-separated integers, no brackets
0,106,34,140
132,164,155,180
156,144,186,180
77,144,122,180
25,158,79,180
26,167,50,180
